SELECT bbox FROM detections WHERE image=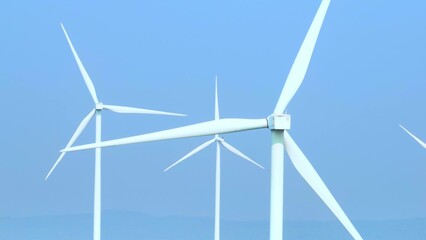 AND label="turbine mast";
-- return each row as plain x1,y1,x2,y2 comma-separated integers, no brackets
214,142,221,240
270,130,284,240
94,109,102,240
